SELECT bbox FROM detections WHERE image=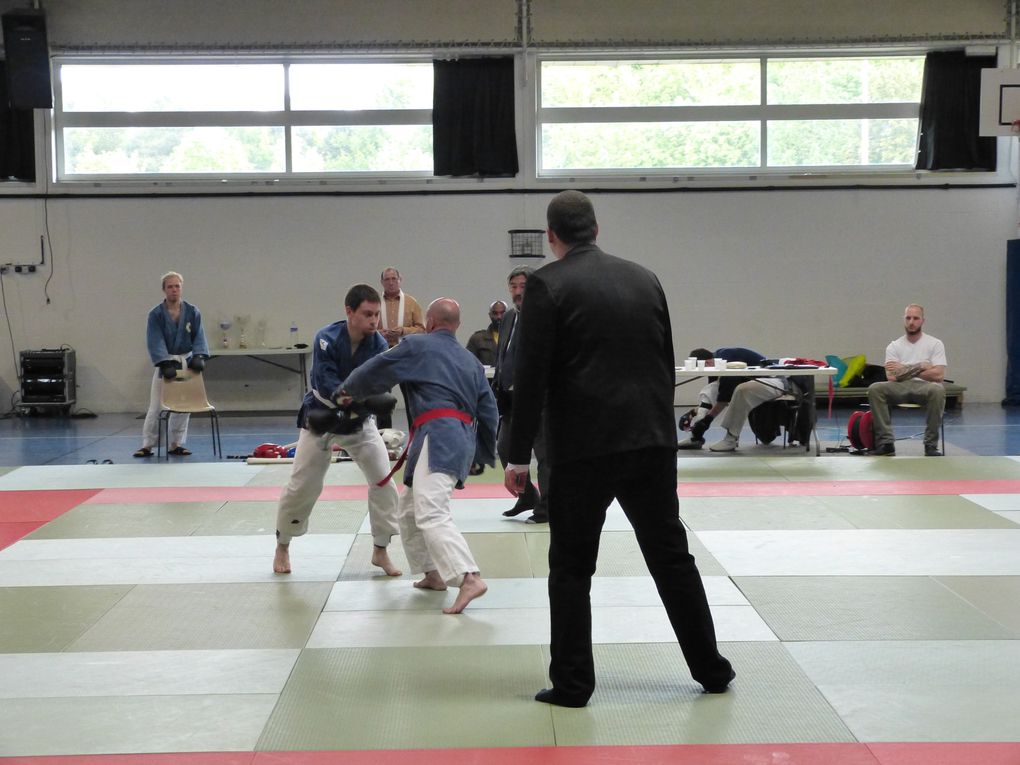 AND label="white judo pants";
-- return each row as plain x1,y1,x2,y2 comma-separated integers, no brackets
141,366,188,449
276,419,399,547
399,437,478,587
718,378,788,438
